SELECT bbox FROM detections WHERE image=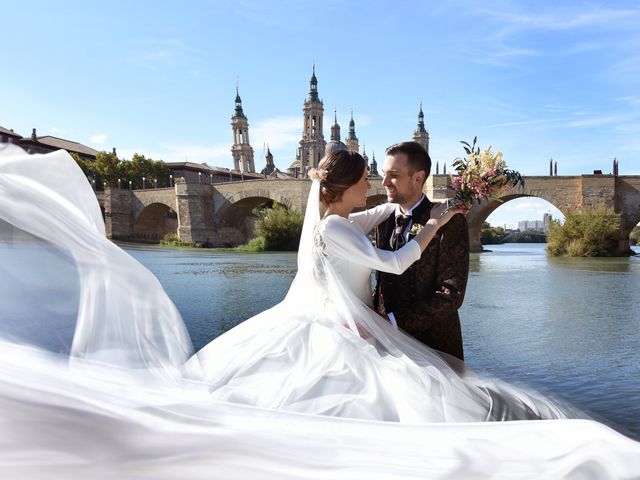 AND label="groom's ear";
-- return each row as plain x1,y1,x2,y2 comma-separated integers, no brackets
413,170,426,186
